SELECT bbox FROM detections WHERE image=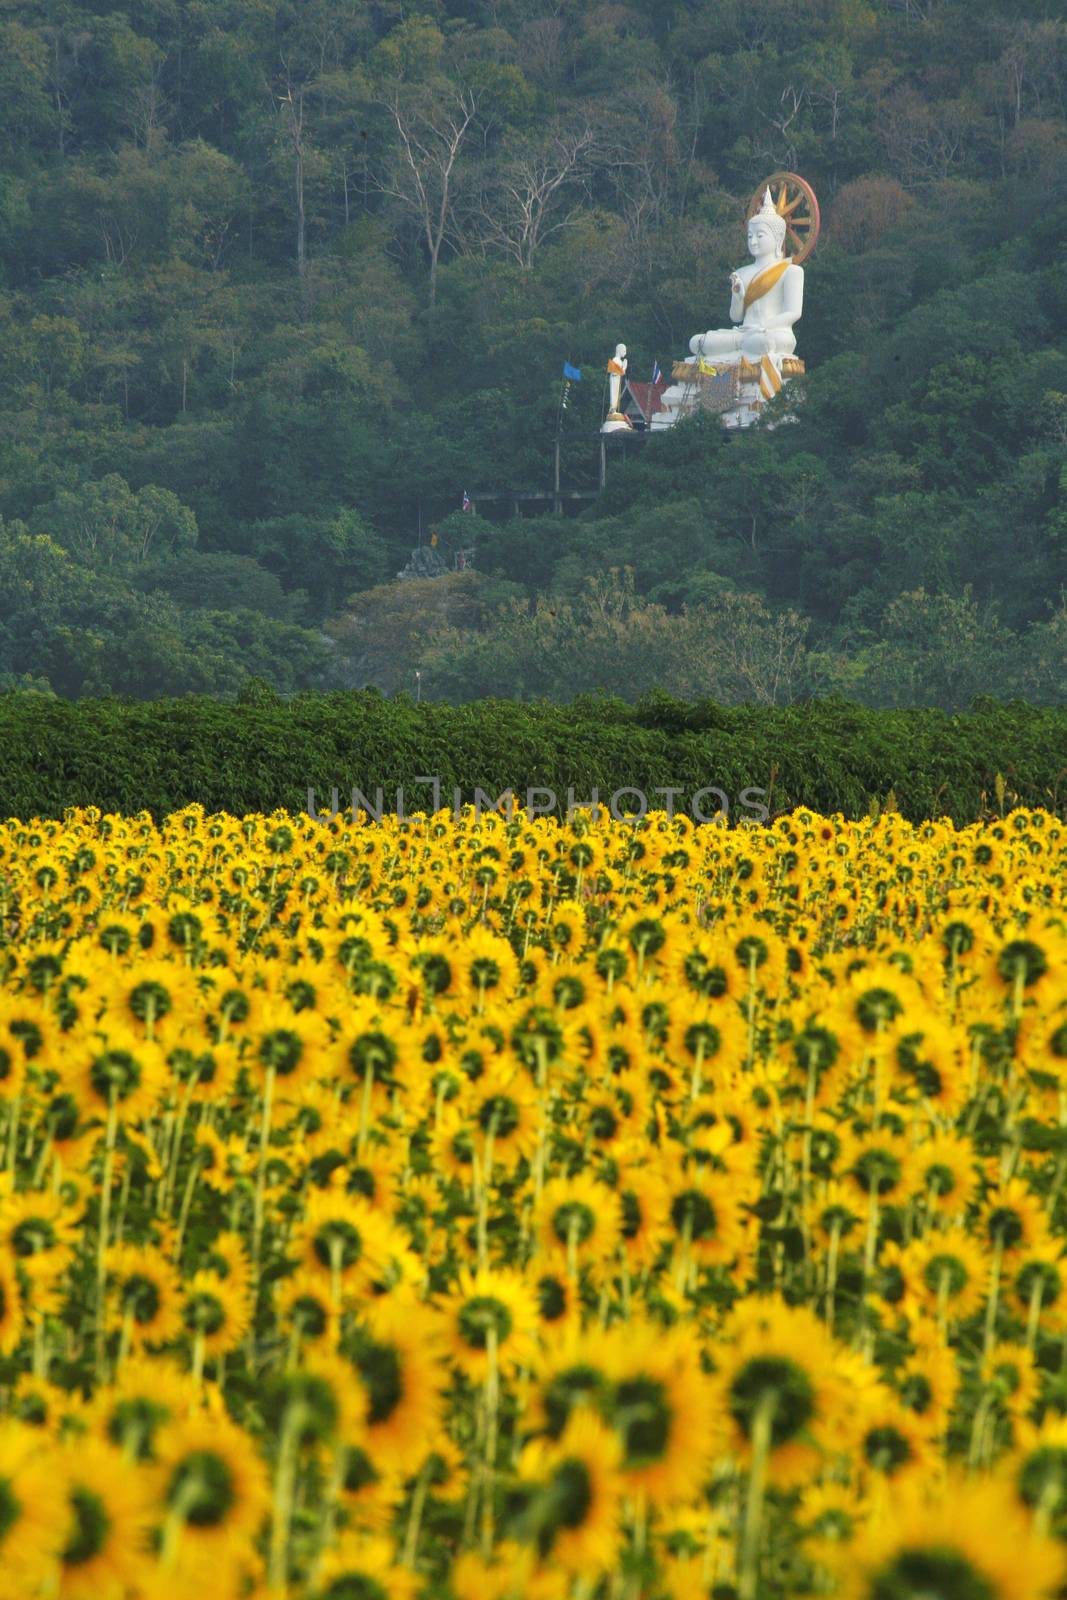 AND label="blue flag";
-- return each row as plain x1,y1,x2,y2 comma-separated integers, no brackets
563,361,582,382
